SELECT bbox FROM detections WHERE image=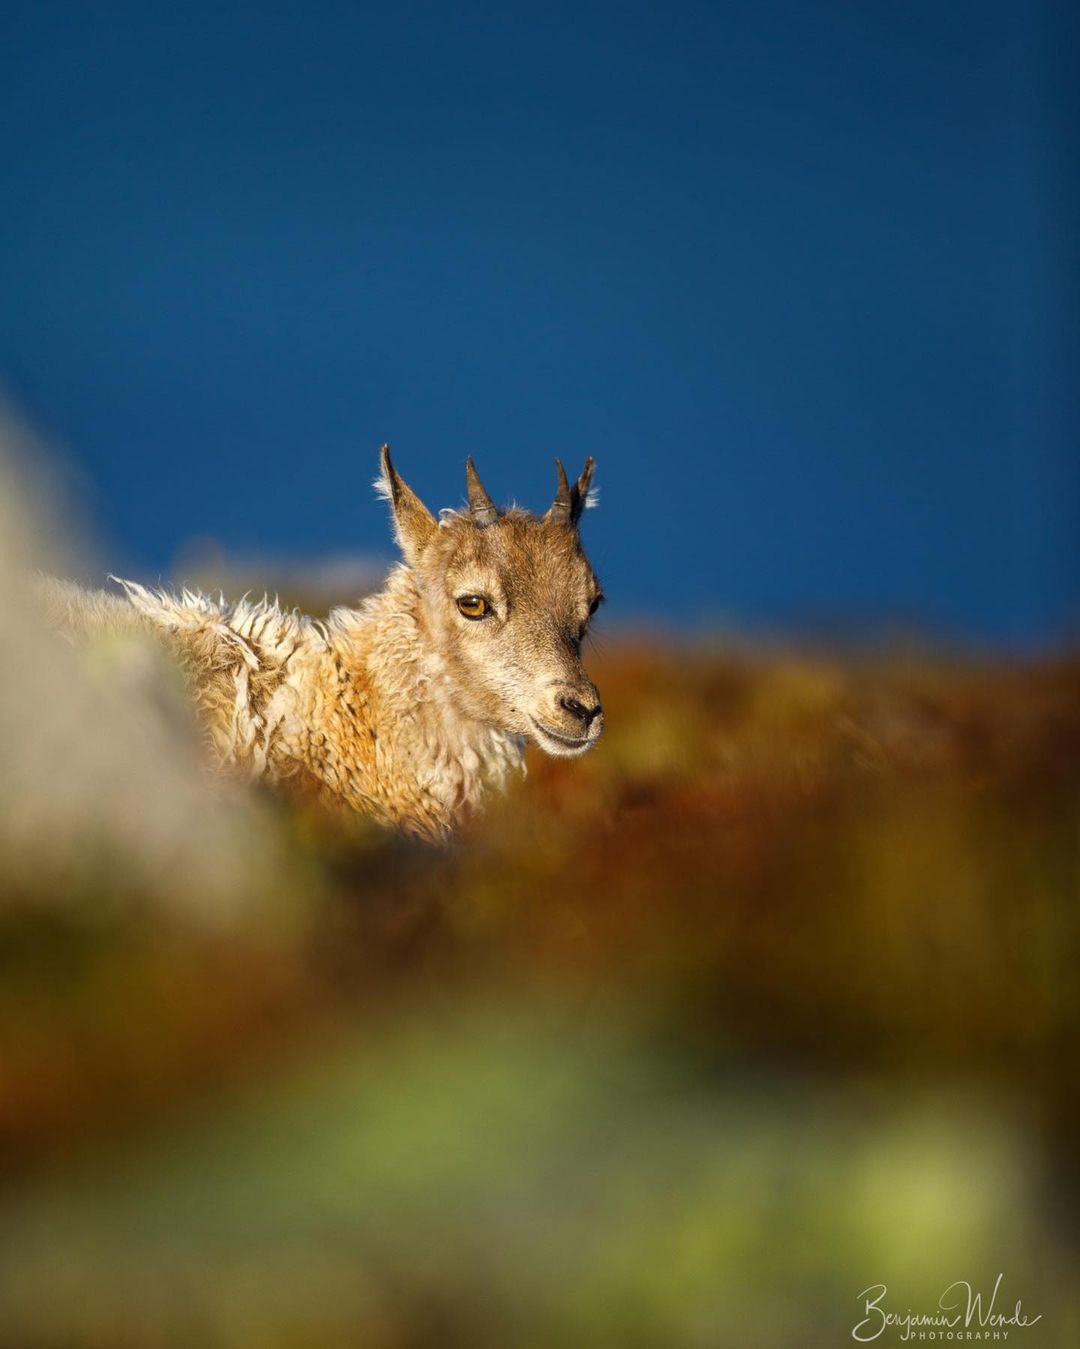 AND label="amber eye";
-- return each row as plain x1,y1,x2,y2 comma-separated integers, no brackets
456,594,491,620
